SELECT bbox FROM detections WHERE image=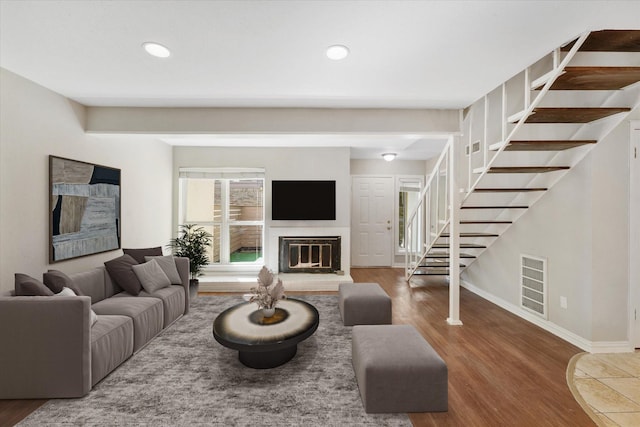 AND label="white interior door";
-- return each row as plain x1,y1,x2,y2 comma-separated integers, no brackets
351,176,394,267
631,122,640,348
